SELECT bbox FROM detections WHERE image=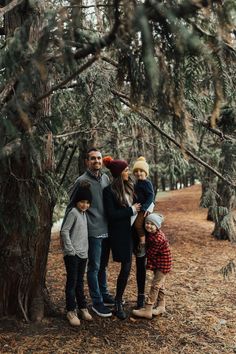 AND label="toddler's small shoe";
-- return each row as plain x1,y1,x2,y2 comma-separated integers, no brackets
67,310,81,326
